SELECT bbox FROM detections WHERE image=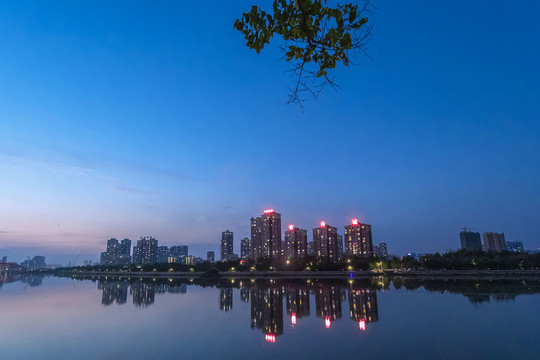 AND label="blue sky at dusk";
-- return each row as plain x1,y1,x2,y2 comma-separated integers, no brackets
1,0,539,263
